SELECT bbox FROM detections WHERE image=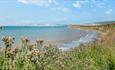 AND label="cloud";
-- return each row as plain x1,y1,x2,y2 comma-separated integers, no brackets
18,0,57,7
73,0,107,9
73,1,81,8
18,0,28,4
18,0,70,13
105,8,113,16
73,0,89,8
